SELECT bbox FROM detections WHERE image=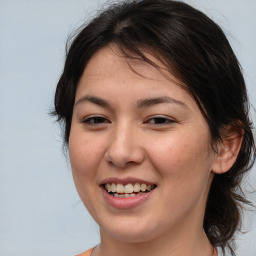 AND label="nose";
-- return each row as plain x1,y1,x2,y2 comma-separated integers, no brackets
104,123,145,168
